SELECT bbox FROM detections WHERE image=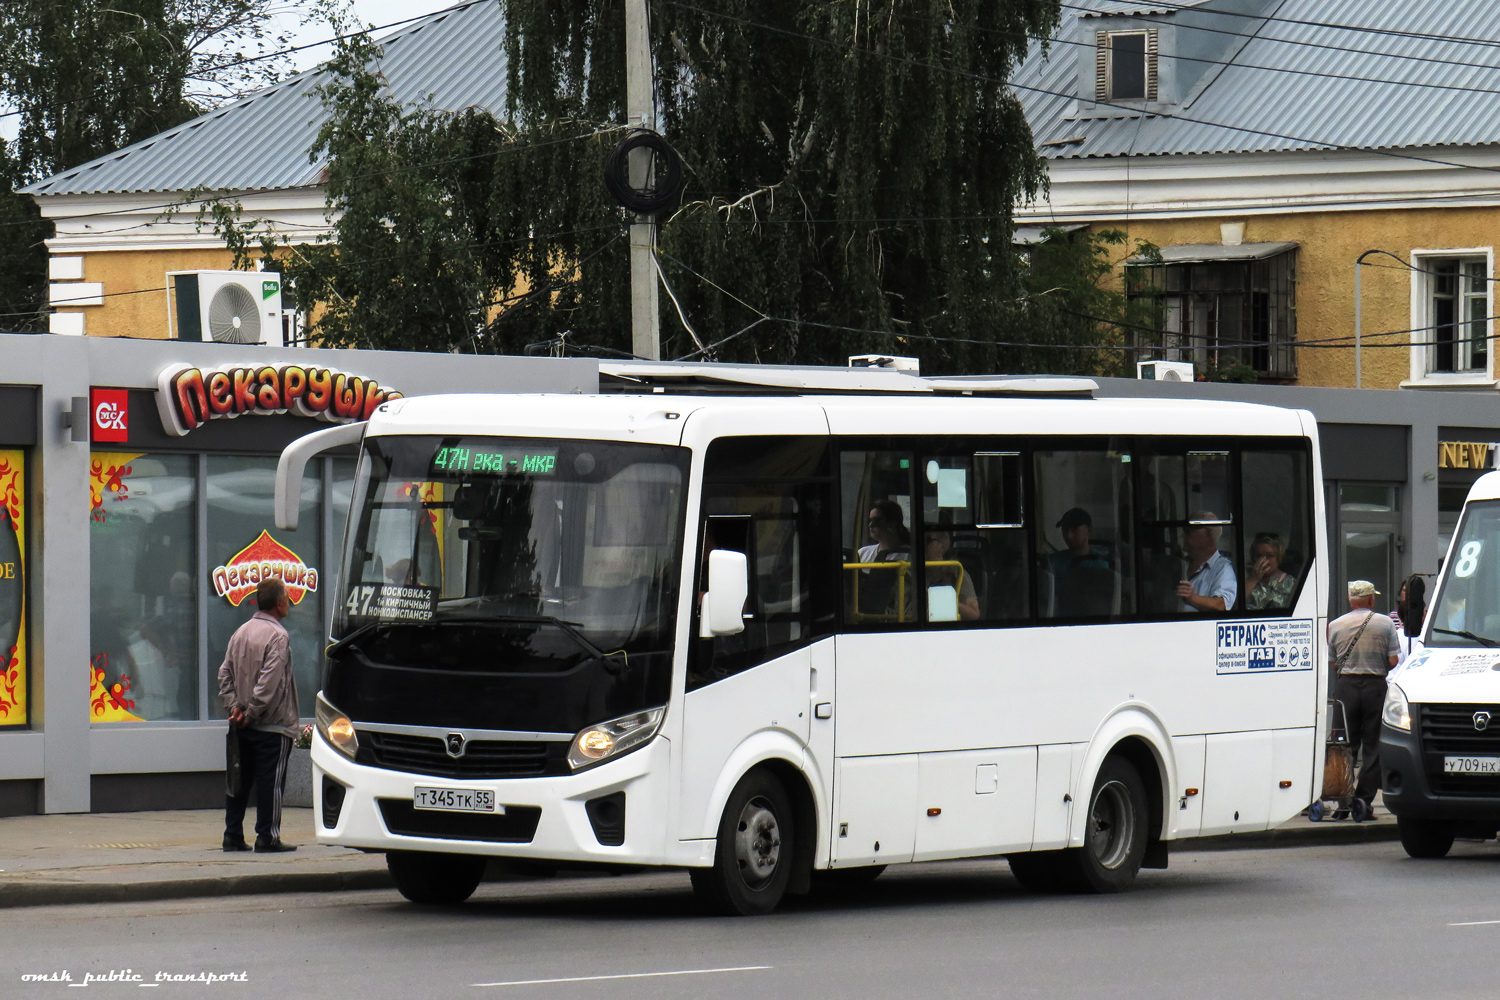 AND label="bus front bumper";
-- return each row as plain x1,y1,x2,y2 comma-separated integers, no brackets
310,735,675,865
1380,725,1500,829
